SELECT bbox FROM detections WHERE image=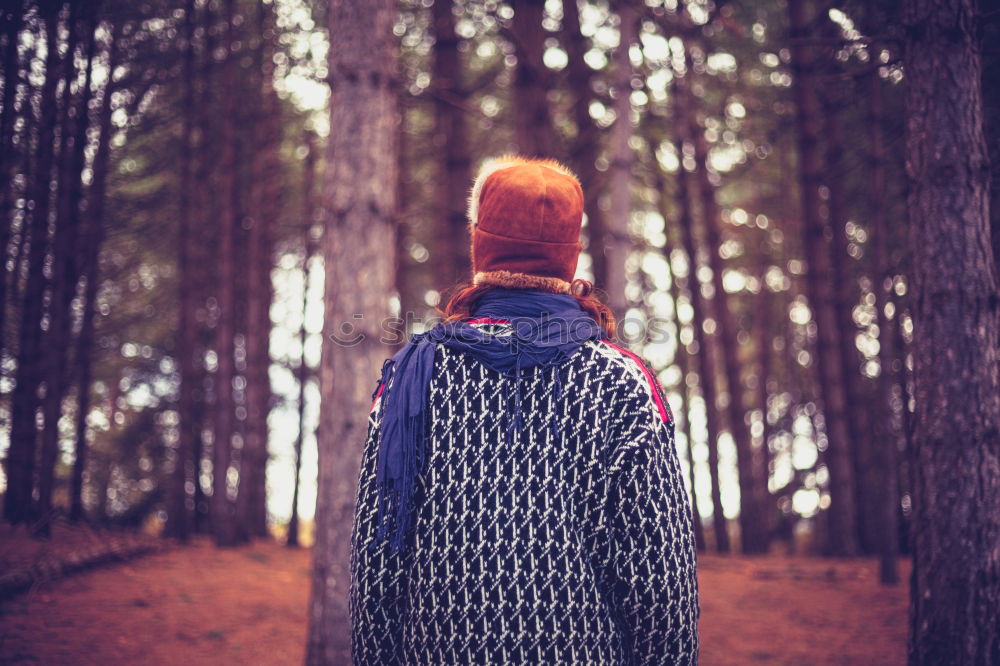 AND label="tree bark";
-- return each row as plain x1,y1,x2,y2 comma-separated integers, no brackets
819,78,880,555
867,69,900,585
431,0,471,290
669,125,729,552
5,5,62,525
252,110,279,540
211,0,239,547
288,130,318,549
509,0,554,157
752,235,775,550
306,0,399,663
190,0,217,534
37,2,86,531
167,0,199,542
655,168,705,552
982,16,1000,278
71,20,120,524
0,2,24,361
561,0,608,293
787,0,859,556
902,0,1000,661
689,95,765,554
237,0,277,542
604,0,637,318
